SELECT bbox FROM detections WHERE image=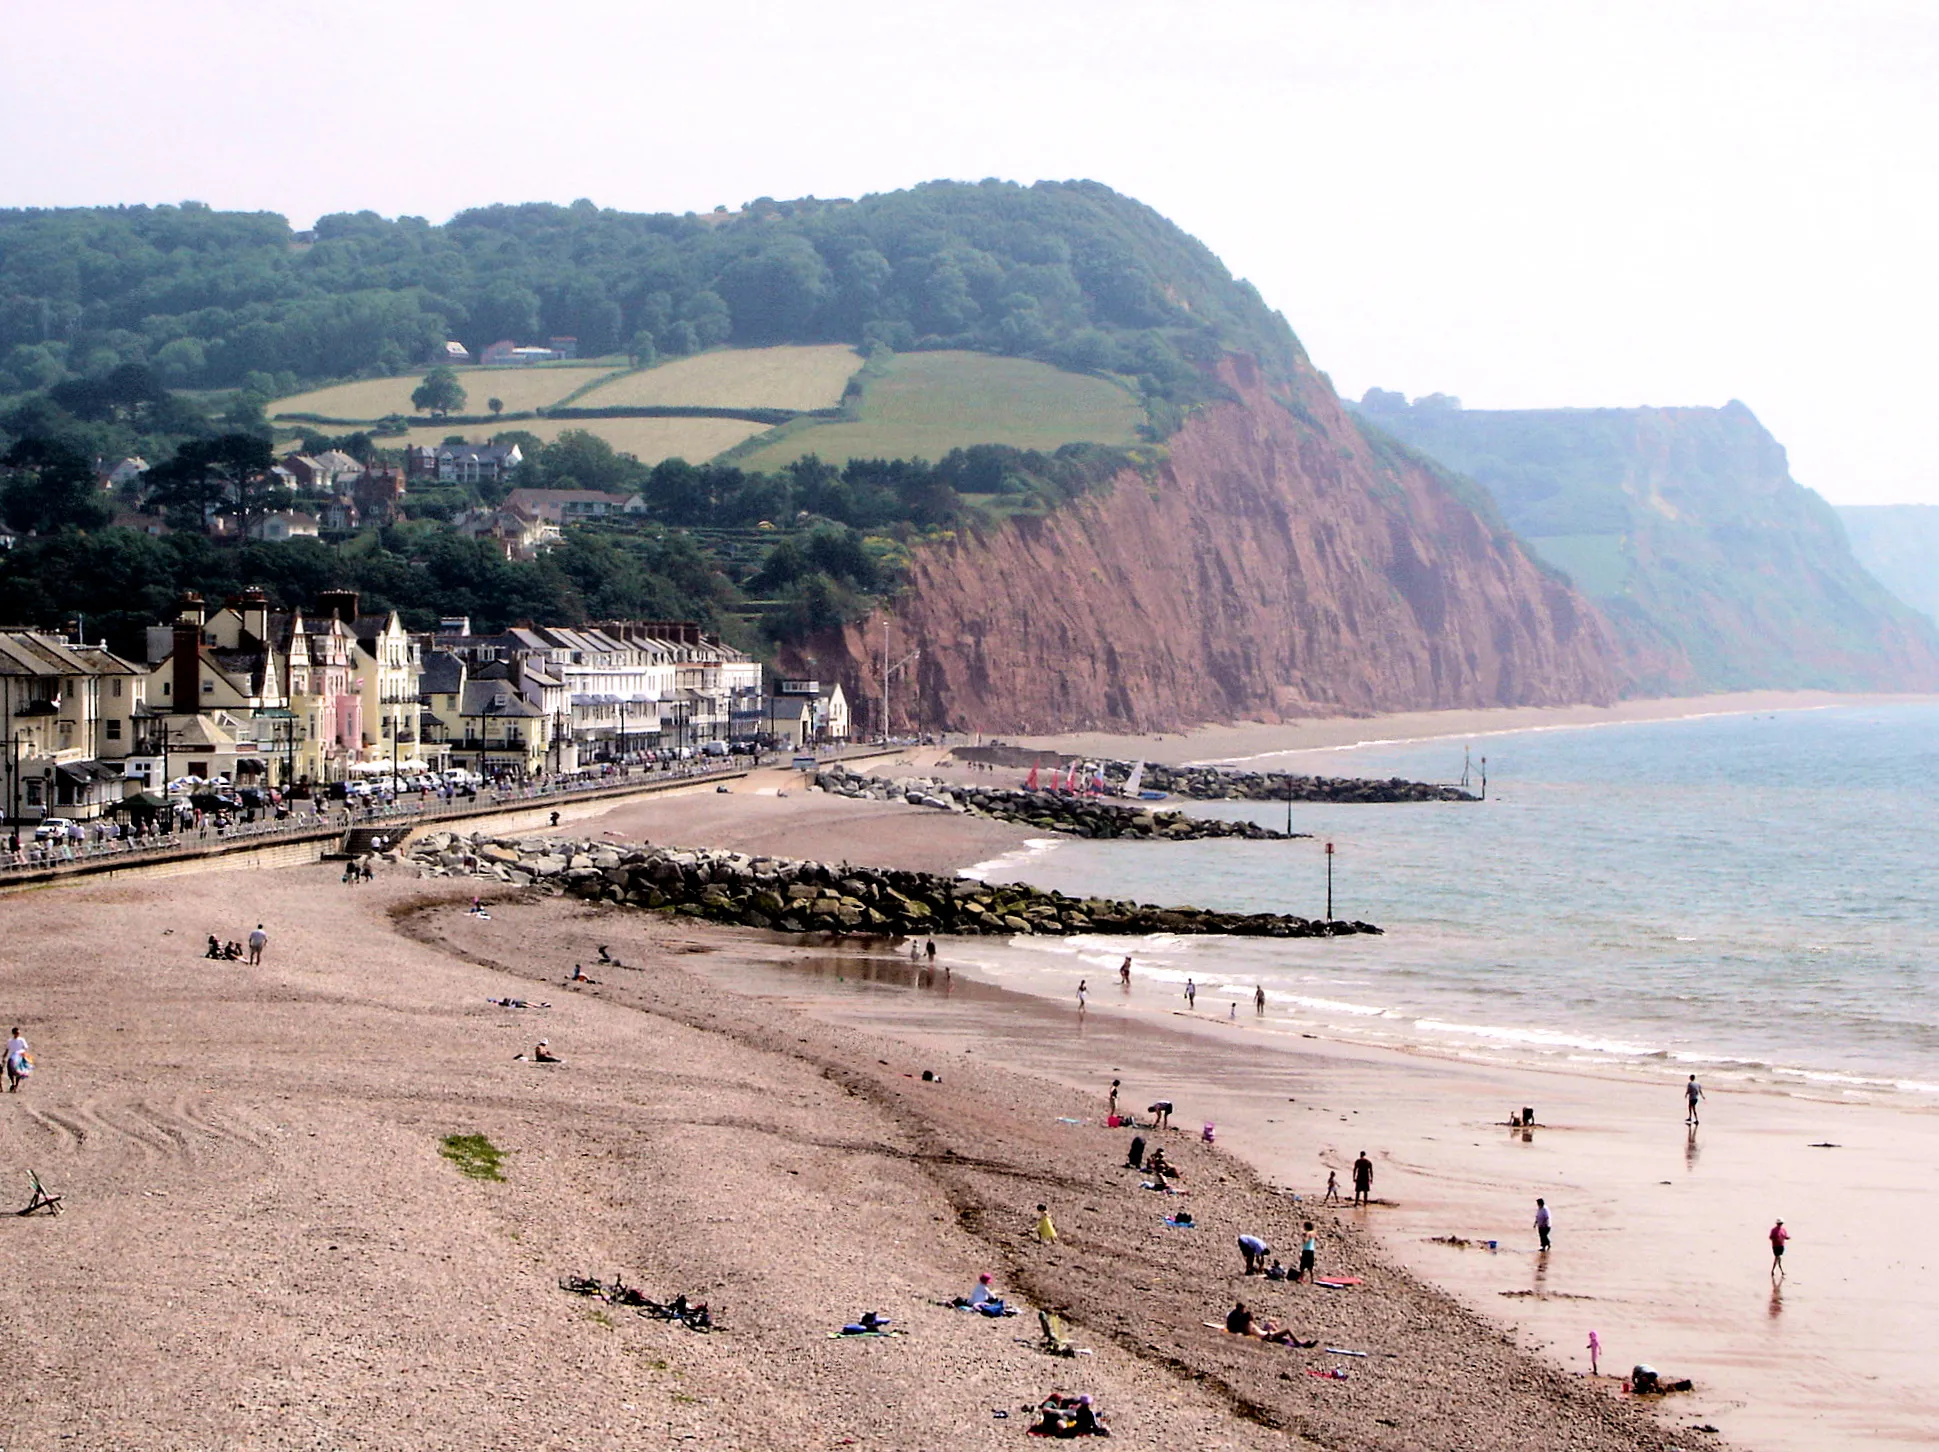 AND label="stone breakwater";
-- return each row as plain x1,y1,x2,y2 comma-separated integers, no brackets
813,767,1303,840
404,830,1379,938
1113,762,1478,804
